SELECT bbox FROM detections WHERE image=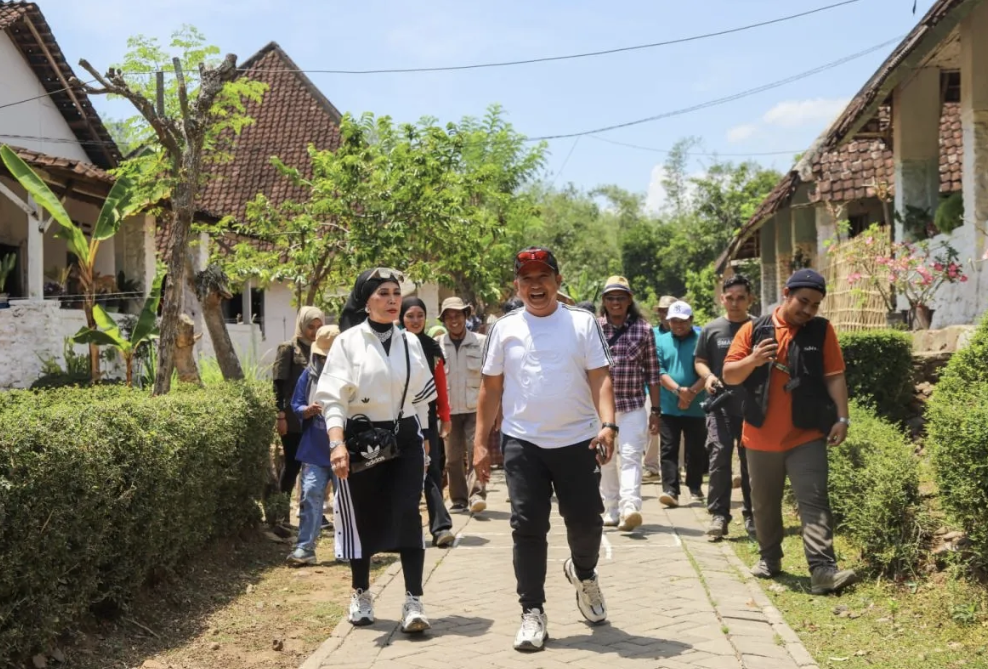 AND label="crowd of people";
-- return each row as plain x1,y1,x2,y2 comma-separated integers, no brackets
270,245,858,652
